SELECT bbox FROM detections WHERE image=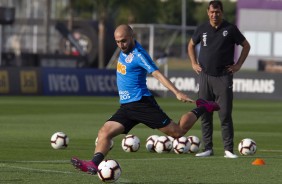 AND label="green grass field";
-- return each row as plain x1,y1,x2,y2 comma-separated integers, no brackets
0,96,281,184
